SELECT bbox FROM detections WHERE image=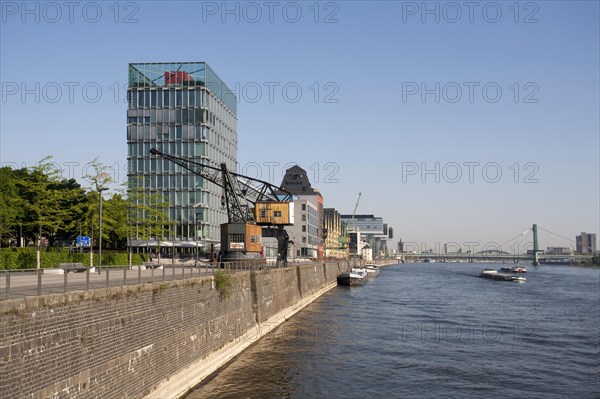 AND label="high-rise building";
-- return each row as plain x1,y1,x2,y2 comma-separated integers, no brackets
576,232,597,254
127,62,237,250
341,214,390,257
324,208,345,258
397,239,404,254
279,165,324,259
